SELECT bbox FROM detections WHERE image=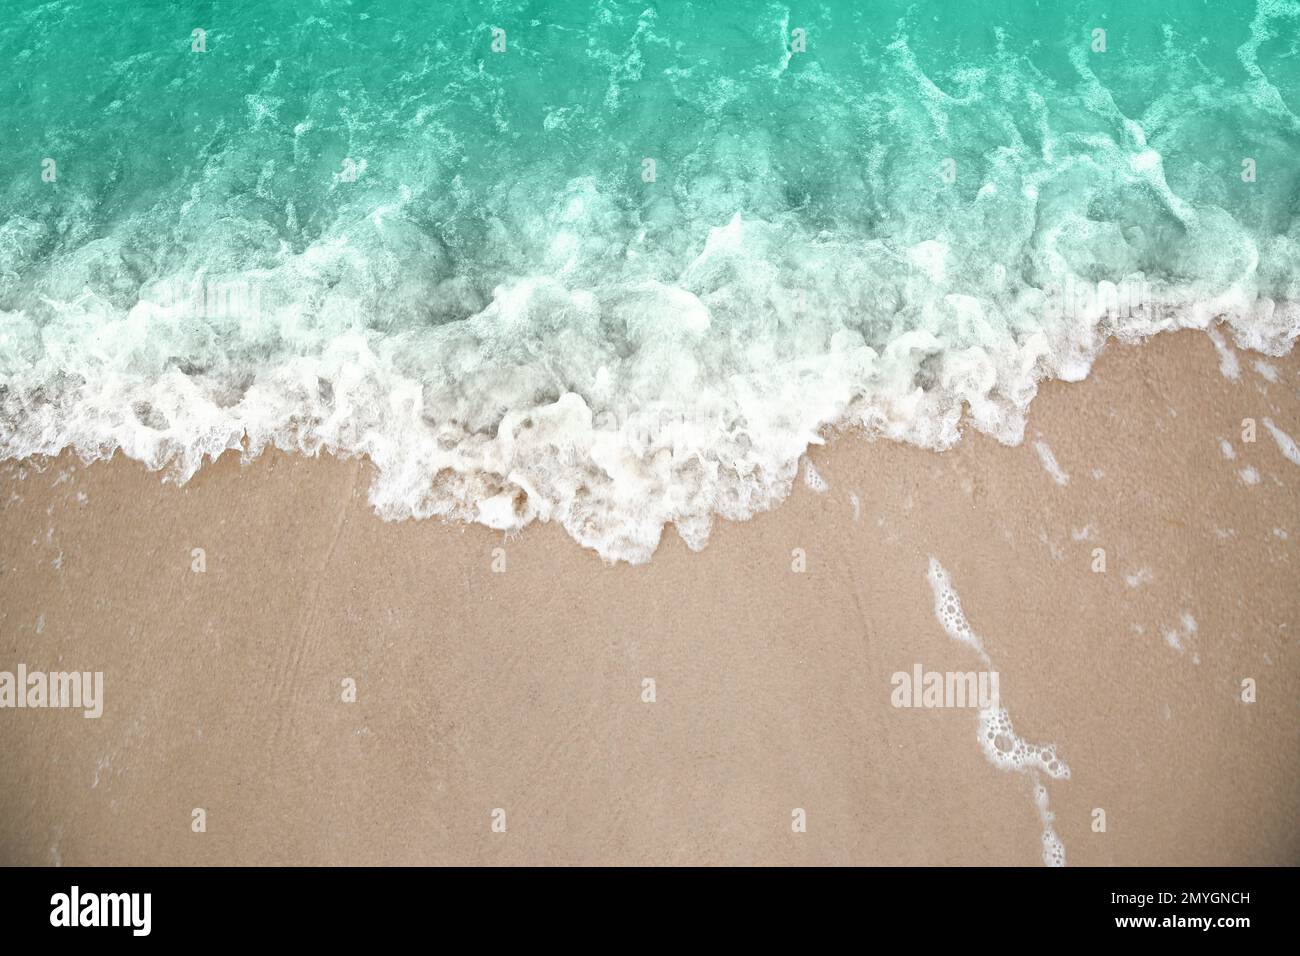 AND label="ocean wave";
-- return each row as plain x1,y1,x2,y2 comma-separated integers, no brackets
1,0,1297,562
